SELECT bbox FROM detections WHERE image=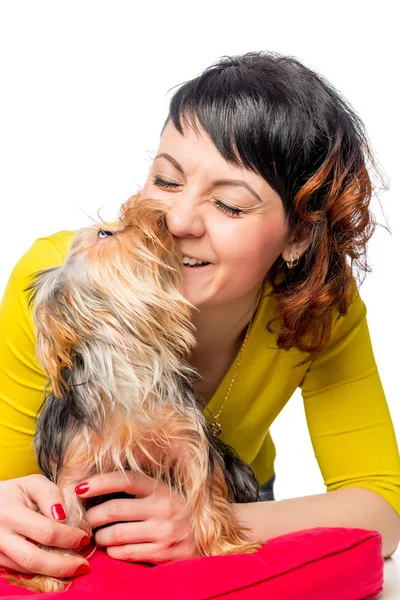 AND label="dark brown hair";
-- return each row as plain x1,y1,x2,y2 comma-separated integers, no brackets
164,51,385,362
